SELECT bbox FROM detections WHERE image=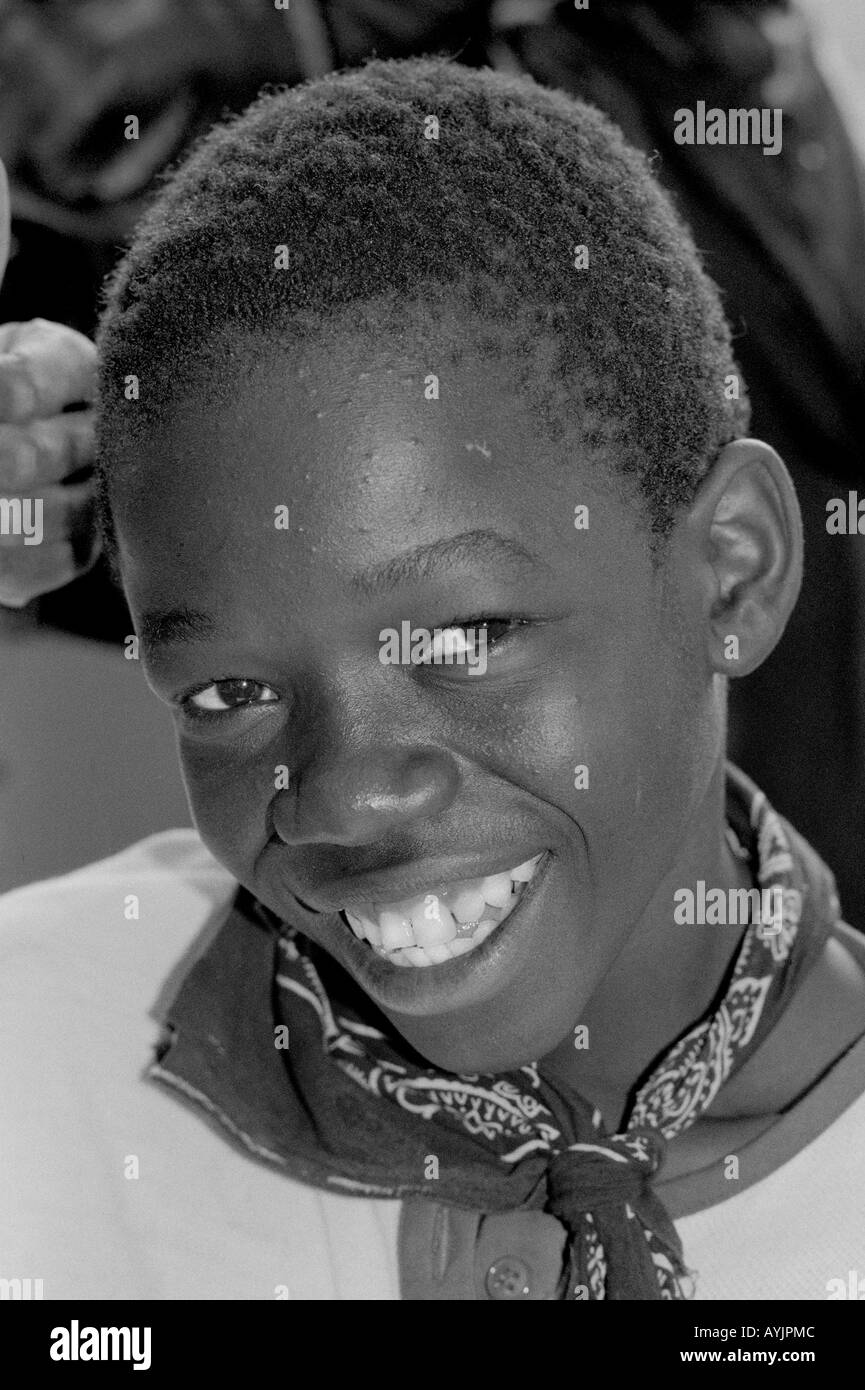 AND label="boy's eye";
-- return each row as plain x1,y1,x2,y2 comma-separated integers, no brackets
175,620,527,718
181,678,279,716
419,619,524,665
